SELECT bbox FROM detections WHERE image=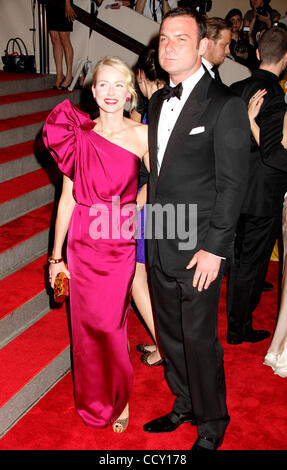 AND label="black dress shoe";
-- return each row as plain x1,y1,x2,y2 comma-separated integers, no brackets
227,328,270,345
263,281,273,292
191,436,223,452
244,328,270,342
143,412,196,433
227,334,243,345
